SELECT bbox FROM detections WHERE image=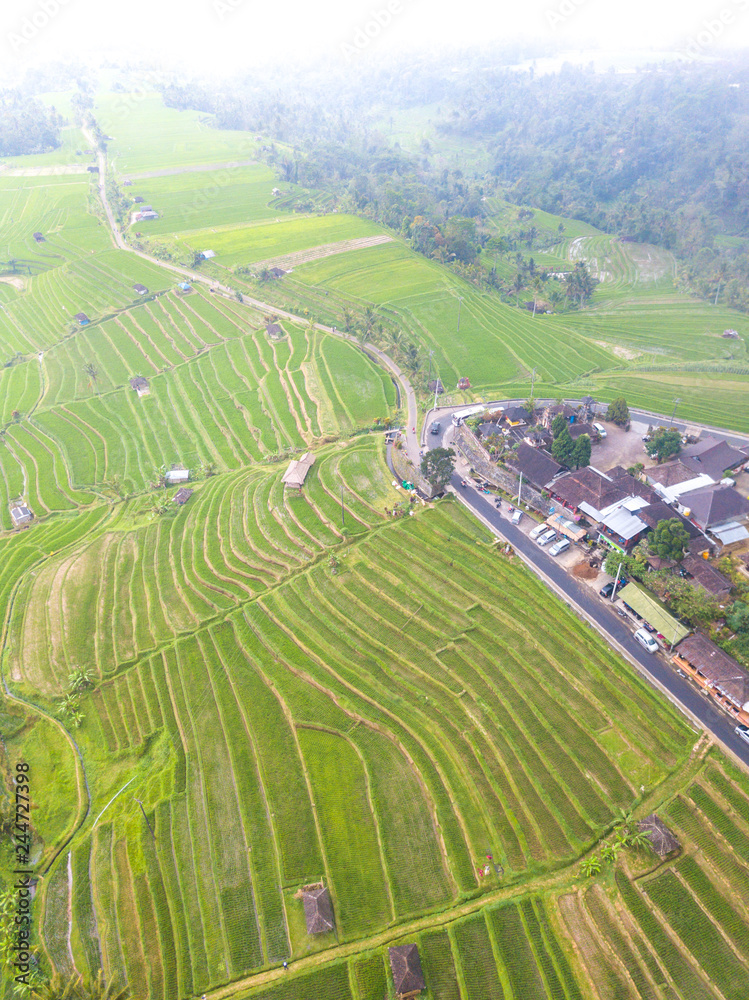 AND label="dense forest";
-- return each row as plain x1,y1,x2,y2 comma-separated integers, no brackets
159,53,749,311
0,91,63,156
